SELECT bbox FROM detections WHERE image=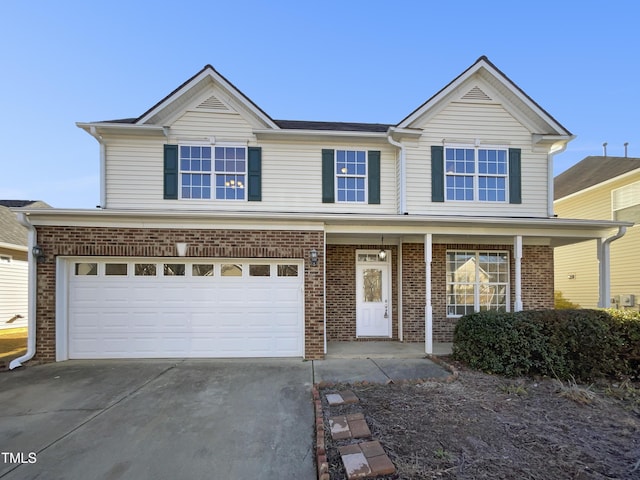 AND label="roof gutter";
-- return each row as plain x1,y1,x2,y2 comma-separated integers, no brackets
598,226,627,308
544,136,574,216
387,131,406,214
10,213,37,369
